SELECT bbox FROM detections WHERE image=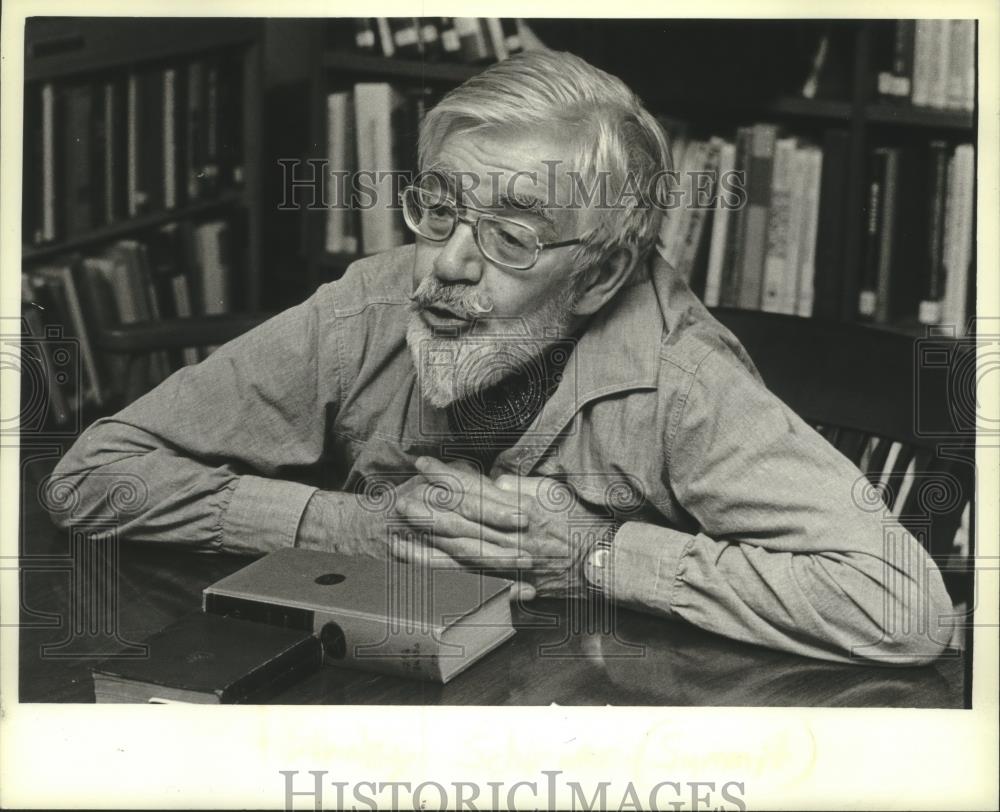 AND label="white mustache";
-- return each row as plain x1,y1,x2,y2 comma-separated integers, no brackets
409,281,495,318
